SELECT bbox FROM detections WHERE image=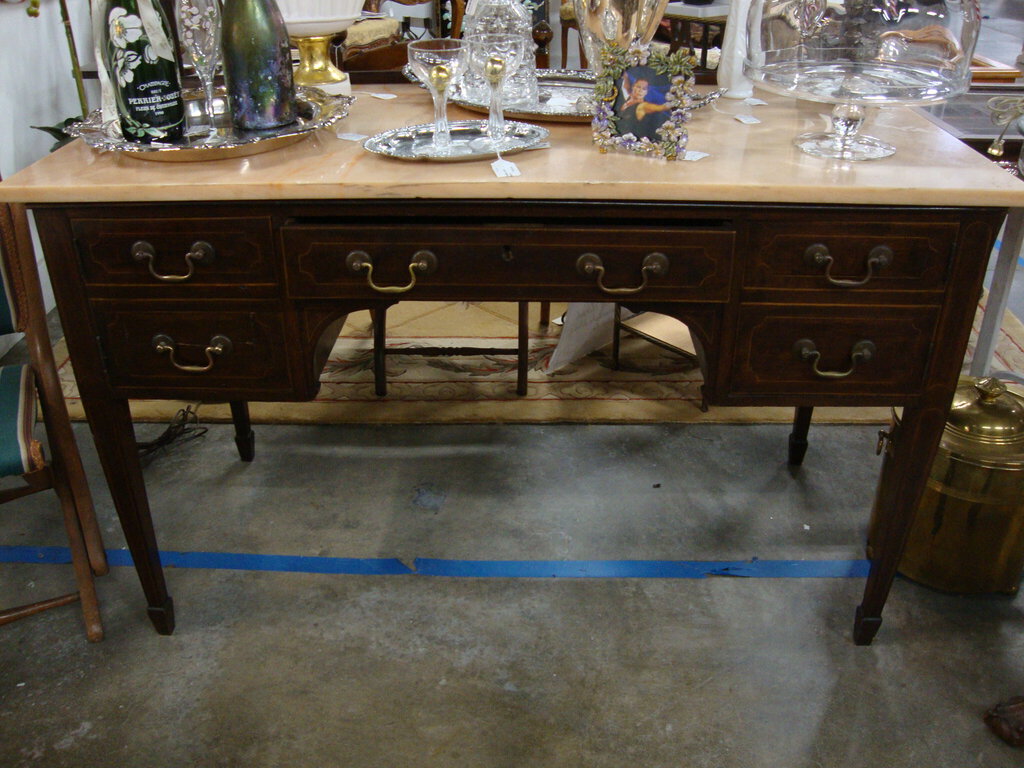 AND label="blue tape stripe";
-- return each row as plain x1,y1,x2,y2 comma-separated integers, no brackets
1,546,412,575
413,558,871,578
1,546,870,578
0,545,75,564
